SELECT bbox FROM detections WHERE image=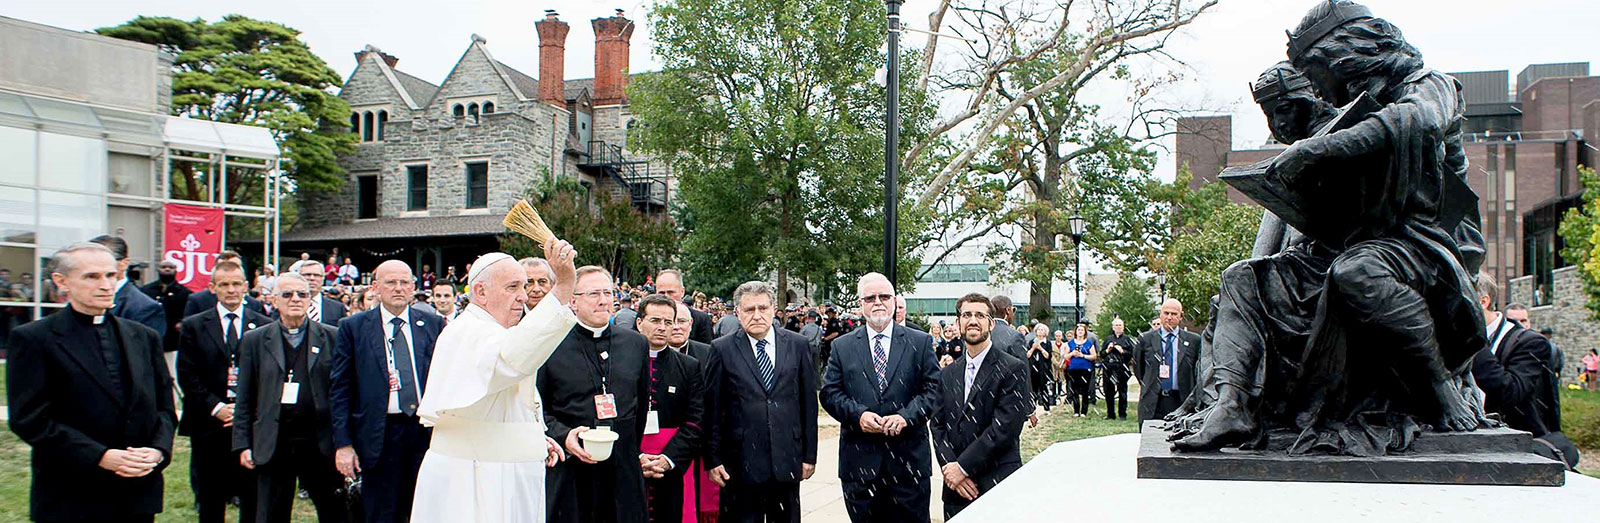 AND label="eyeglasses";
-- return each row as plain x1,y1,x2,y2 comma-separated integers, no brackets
958,311,991,320
575,288,616,300
279,290,311,299
860,293,894,304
